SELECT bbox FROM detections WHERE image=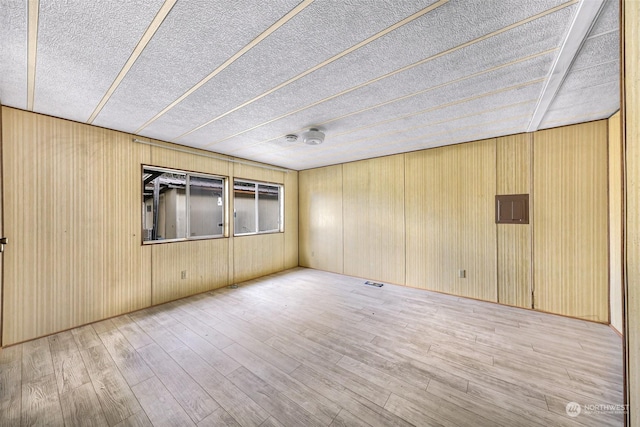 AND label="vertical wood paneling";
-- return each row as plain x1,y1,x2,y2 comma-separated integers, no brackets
2,108,151,345
230,162,290,283
496,134,532,308
405,139,497,301
1,109,298,345
298,165,343,273
623,1,639,422
149,143,232,306
608,112,623,333
234,233,285,283
342,155,405,285
230,161,292,282
496,134,531,194
151,239,229,305
102,131,152,319
533,121,609,322
284,171,298,269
